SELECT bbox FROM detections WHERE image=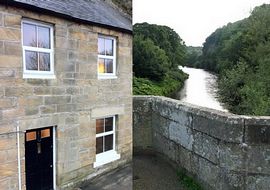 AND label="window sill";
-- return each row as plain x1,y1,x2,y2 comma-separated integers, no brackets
94,150,120,168
23,73,56,79
98,75,118,80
